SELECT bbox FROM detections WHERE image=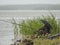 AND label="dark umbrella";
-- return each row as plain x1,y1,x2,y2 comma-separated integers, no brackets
40,20,52,30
